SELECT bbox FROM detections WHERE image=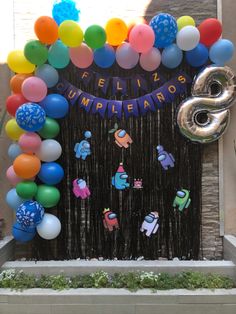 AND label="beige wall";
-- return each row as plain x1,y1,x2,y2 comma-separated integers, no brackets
221,0,236,235
0,0,236,237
